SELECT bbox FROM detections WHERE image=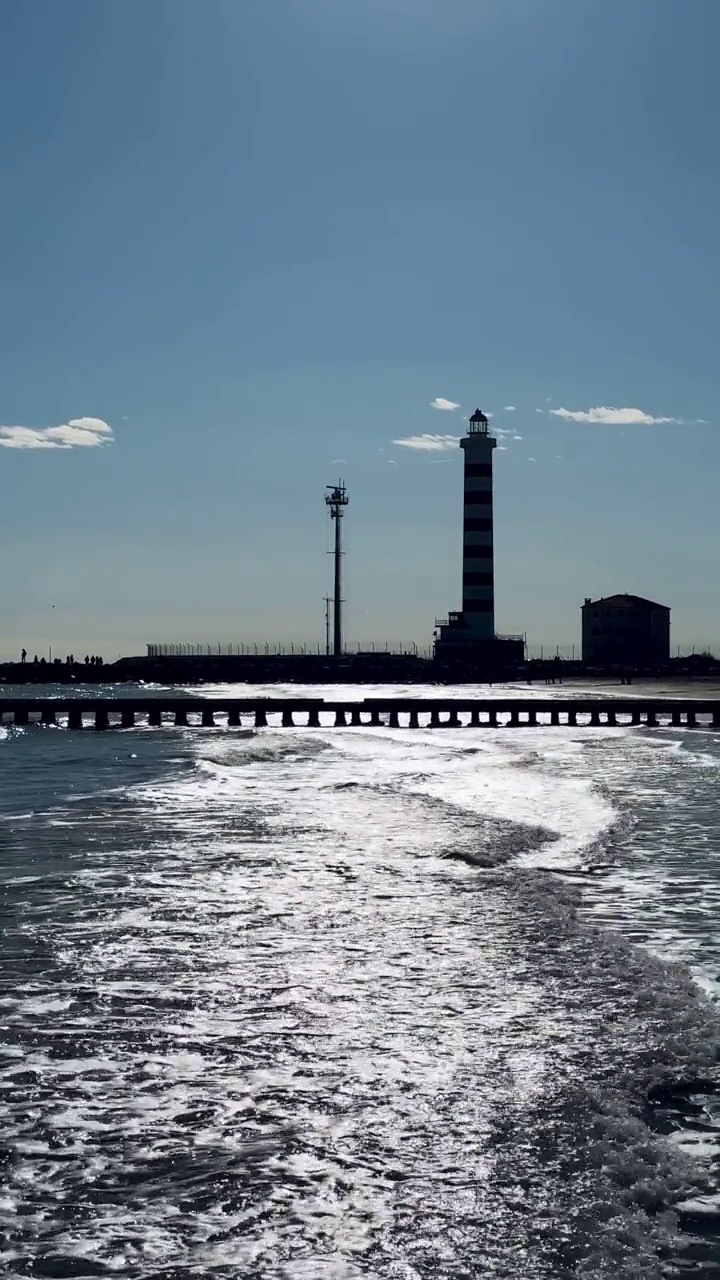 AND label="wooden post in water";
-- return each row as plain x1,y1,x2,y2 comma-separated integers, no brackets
567,708,577,726
509,709,520,727
370,709,382,727
227,708,241,727
95,706,109,731
68,707,82,730
351,707,363,726
430,708,441,727
408,708,419,728
307,707,321,727
282,708,294,727
15,708,29,726
646,708,658,727
527,708,537,726
686,709,697,728
201,707,215,727
488,707,498,727
149,707,162,728
41,707,56,725
590,709,601,726
631,708,642,726
550,709,560,726
335,708,347,726
447,707,460,728
388,709,400,727
122,708,135,729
